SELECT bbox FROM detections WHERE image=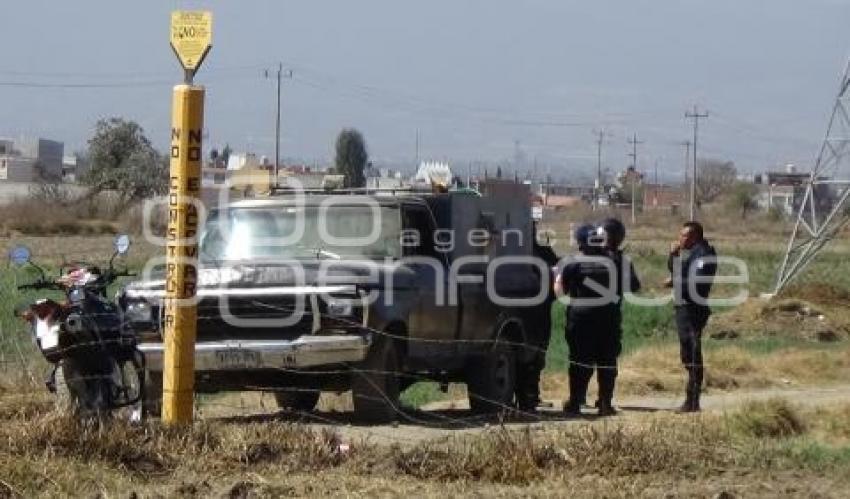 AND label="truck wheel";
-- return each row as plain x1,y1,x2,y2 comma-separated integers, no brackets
466,344,517,415
273,390,321,413
351,333,401,424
